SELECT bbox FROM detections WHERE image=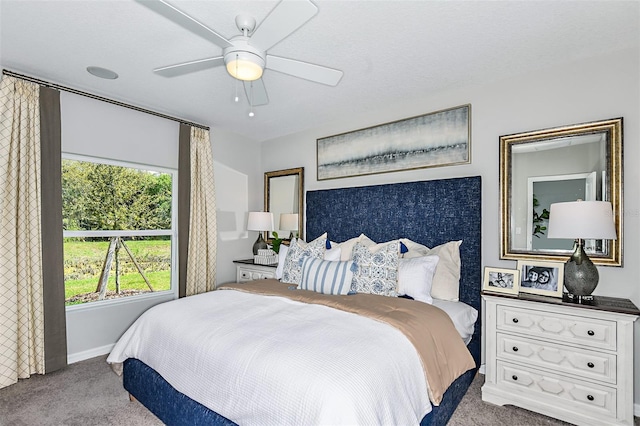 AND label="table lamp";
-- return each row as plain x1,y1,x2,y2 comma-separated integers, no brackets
247,212,274,255
547,200,616,302
279,213,299,239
